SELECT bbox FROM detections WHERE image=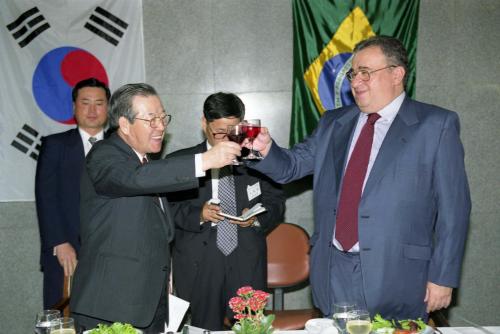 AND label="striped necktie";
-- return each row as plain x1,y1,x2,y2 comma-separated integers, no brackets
216,166,238,256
